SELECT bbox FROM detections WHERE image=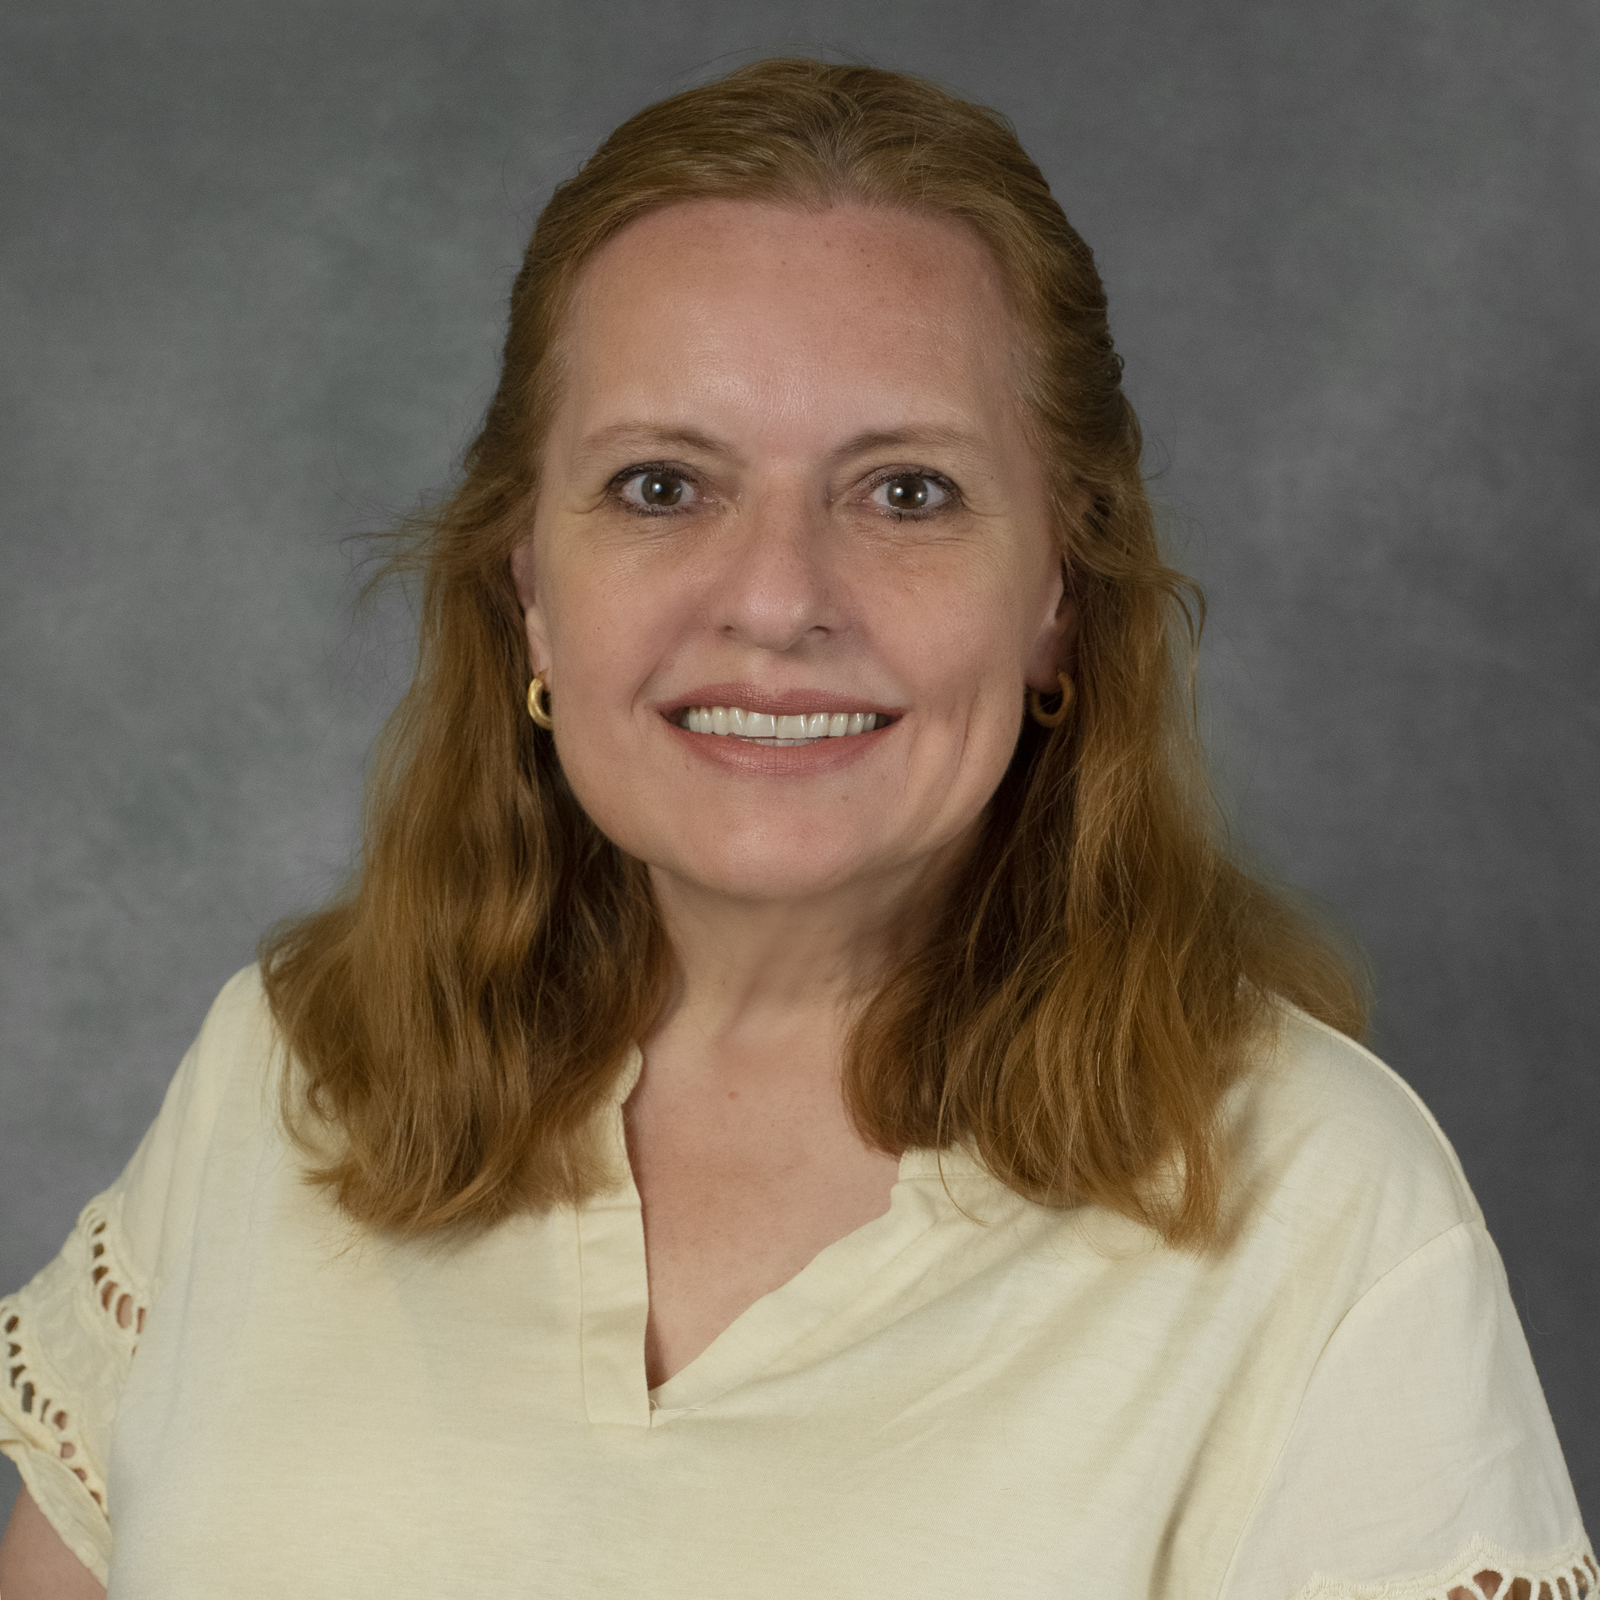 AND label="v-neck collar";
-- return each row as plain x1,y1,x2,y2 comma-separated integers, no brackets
574,1046,1005,1428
